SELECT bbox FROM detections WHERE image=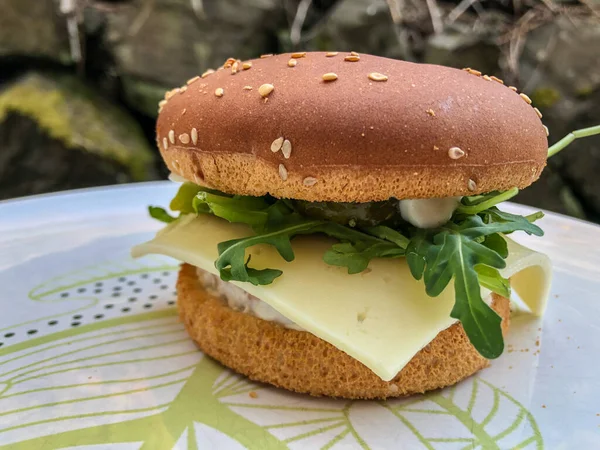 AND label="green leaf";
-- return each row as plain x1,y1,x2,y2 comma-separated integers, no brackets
453,214,543,238
148,206,176,223
170,182,205,213
219,255,283,285
193,191,271,226
323,241,404,274
456,188,519,215
478,208,544,236
365,226,410,249
422,231,505,358
481,233,508,258
476,265,511,298
405,233,432,280
214,220,322,285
